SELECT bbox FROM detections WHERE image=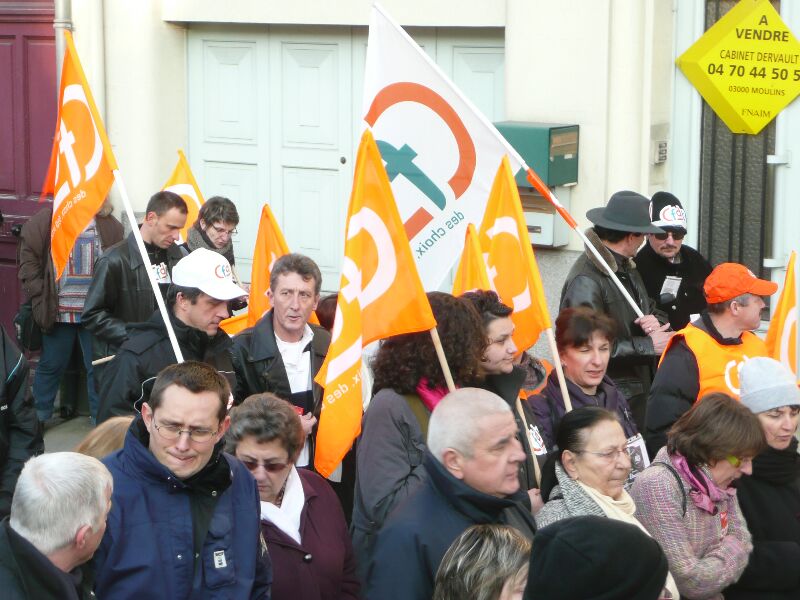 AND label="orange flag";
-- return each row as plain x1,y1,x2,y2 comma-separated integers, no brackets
477,156,552,353
42,30,117,279
765,250,798,379
220,203,290,336
452,223,491,296
314,129,436,477
162,150,205,243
